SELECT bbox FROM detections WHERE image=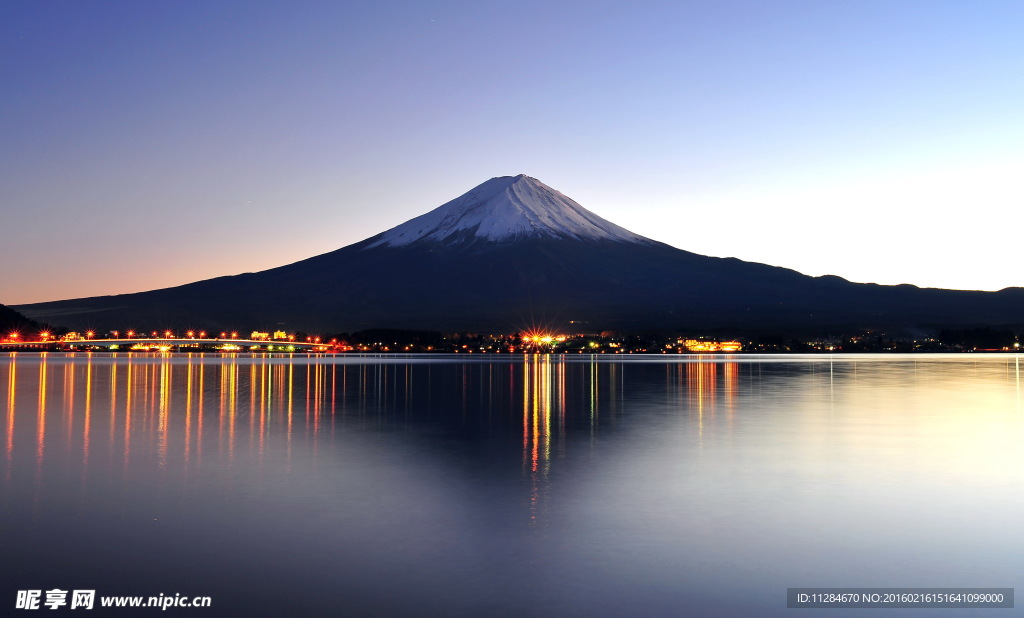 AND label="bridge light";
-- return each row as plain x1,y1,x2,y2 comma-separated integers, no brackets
164,330,172,338
199,331,207,338
231,332,238,339
127,330,135,338
86,331,94,339
187,331,195,338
